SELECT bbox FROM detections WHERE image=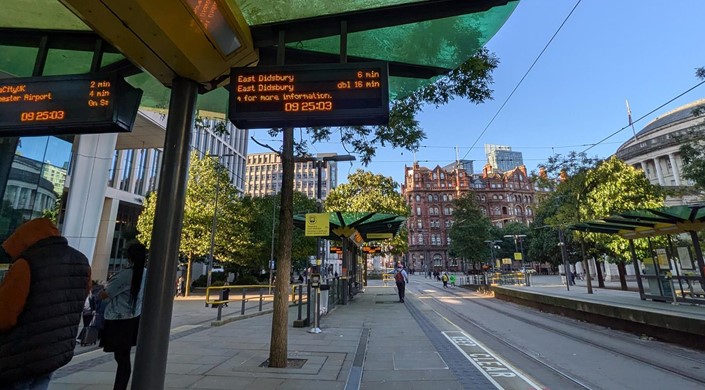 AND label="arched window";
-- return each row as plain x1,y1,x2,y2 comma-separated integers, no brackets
415,195,421,202
515,206,523,215
433,194,439,201
527,206,534,216
480,207,487,216
442,194,448,202
433,254,443,267
428,194,433,202
502,206,508,215
440,173,445,179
